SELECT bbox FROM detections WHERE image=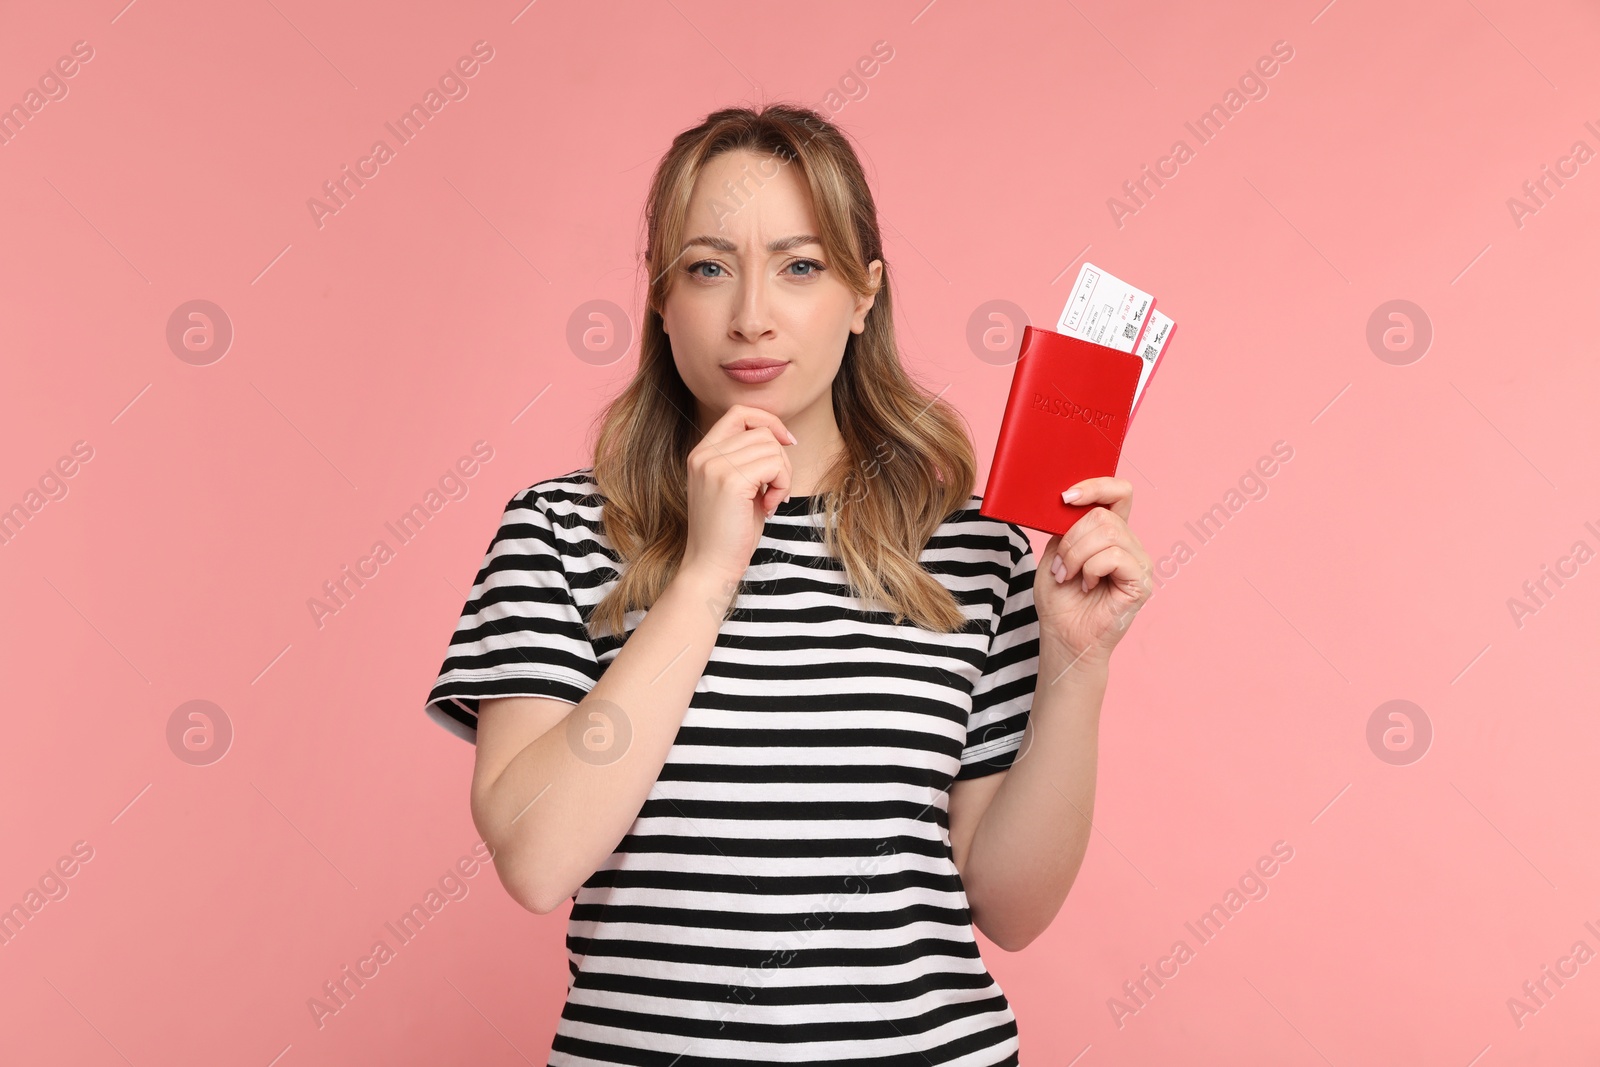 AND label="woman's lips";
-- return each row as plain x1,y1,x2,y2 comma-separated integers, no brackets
721,361,788,384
